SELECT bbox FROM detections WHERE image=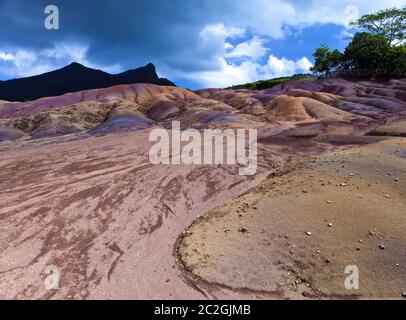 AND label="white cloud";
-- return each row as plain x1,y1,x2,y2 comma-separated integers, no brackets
226,36,269,61
221,0,406,39
185,58,260,88
178,23,313,88
200,24,245,43
177,0,406,87
0,43,123,78
183,54,312,88
296,57,313,72
0,52,15,61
